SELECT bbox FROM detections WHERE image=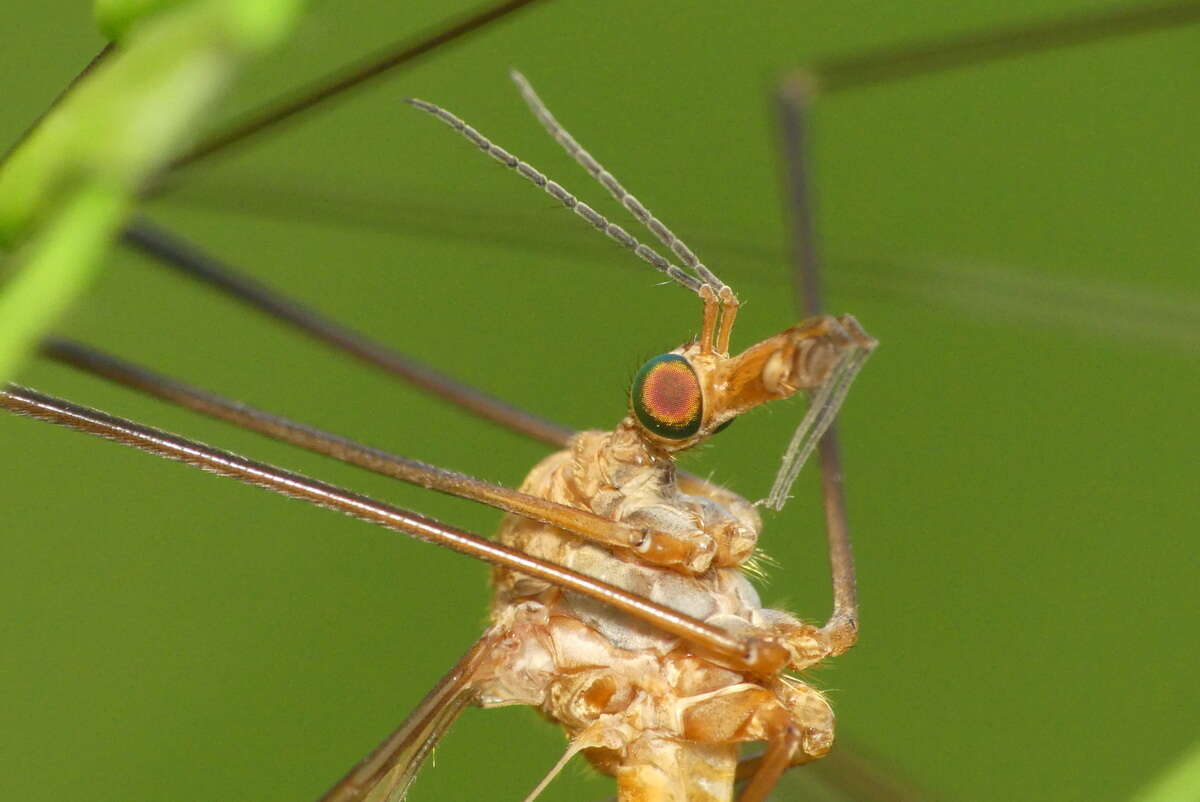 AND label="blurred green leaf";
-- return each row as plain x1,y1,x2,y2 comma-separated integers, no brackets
94,0,188,42
1134,741,1200,802
0,181,126,380
0,0,303,243
0,0,303,383
1,3,1197,802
